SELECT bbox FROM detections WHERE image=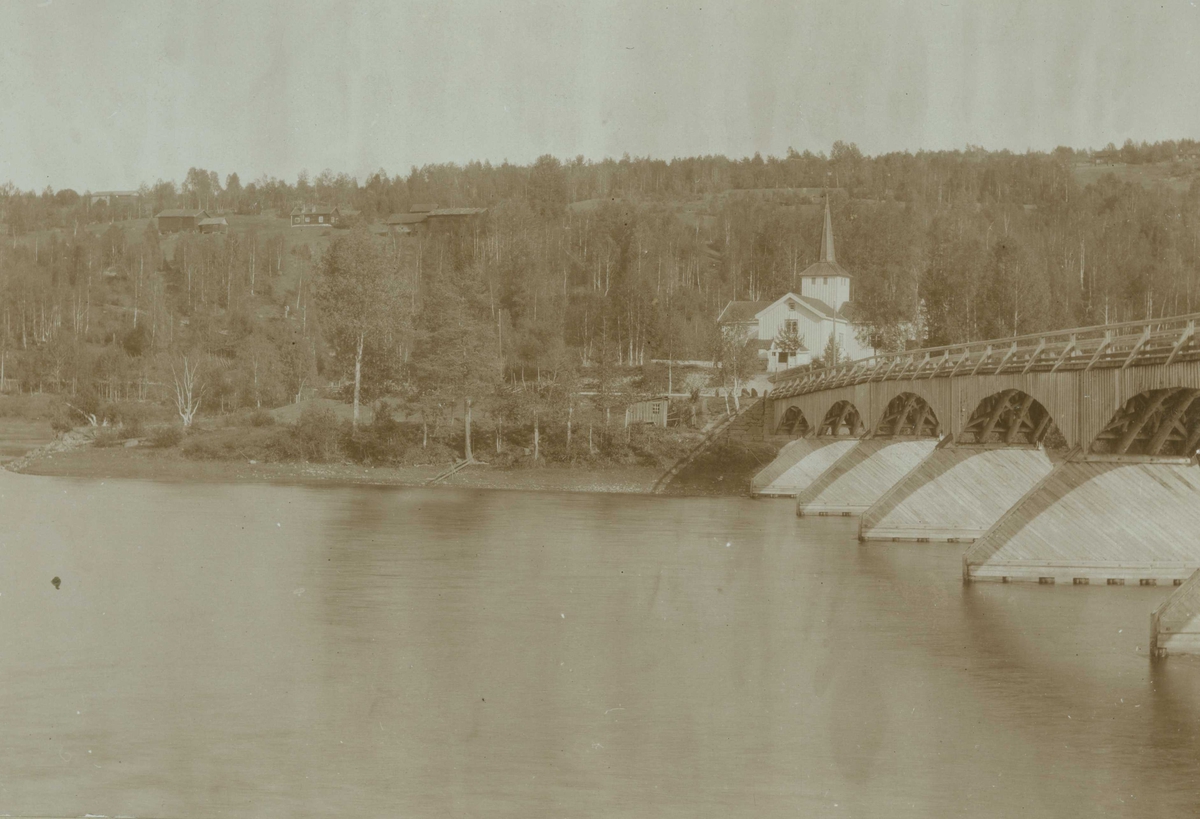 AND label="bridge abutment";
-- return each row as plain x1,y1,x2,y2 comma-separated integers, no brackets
795,438,939,516
1151,569,1200,658
750,437,860,497
859,445,1060,543
964,455,1200,585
